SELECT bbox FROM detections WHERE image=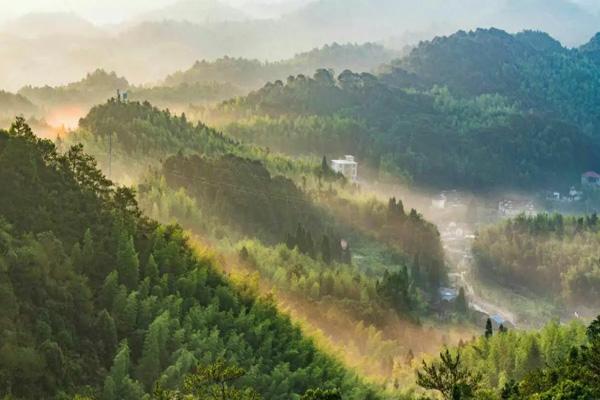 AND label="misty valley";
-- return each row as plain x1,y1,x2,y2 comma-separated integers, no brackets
1,1,600,399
